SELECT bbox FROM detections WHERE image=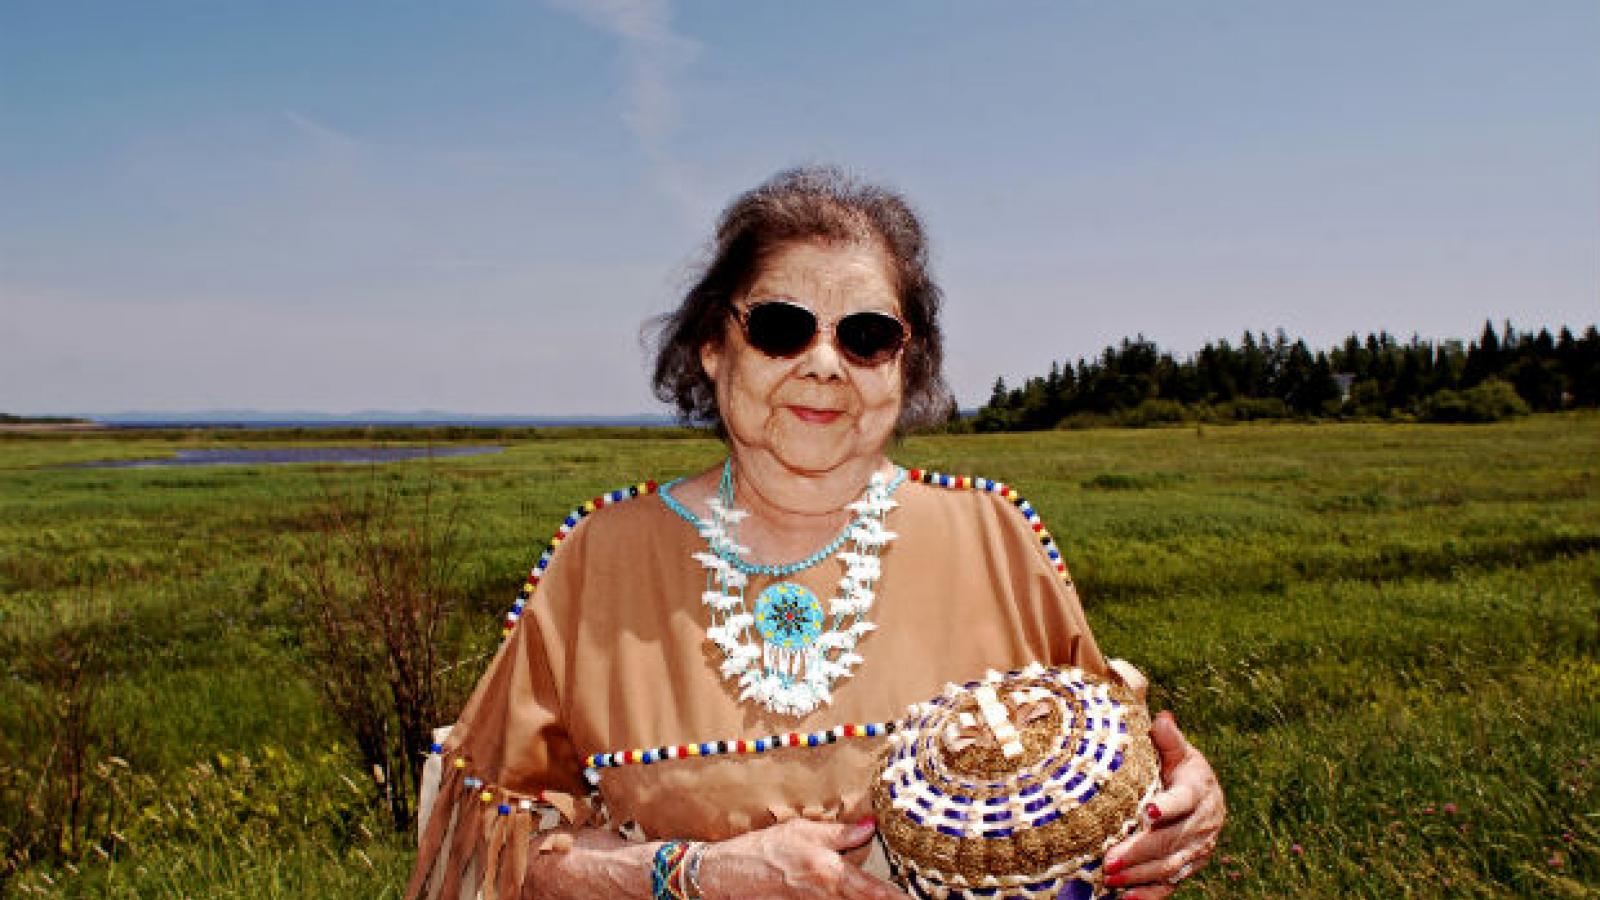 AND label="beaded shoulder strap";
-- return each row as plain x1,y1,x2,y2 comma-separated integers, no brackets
499,479,660,637
904,468,1074,587
425,482,663,835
